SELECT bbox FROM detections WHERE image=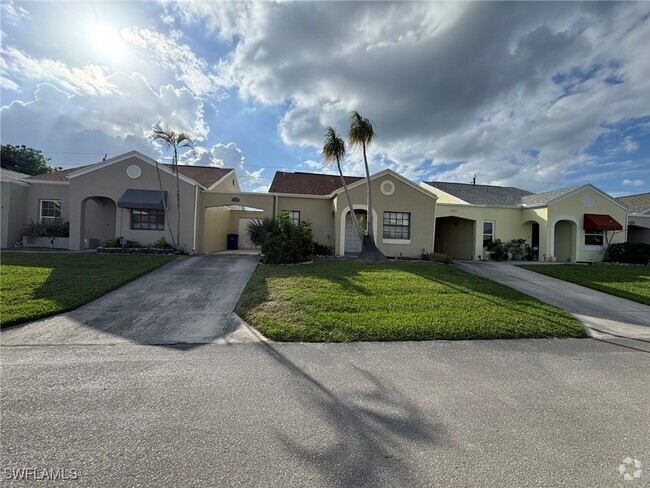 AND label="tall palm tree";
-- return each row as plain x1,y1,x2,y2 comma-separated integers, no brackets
322,127,364,244
151,123,195,250
348,111,386,261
